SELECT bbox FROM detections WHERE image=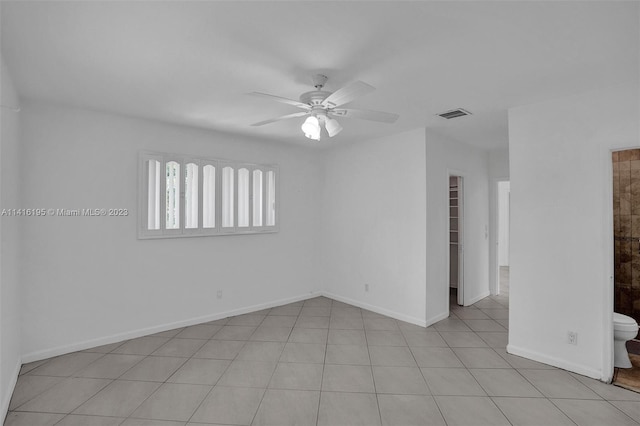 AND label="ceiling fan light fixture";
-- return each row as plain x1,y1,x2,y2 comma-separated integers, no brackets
324,117,343,137
301,115,321,140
